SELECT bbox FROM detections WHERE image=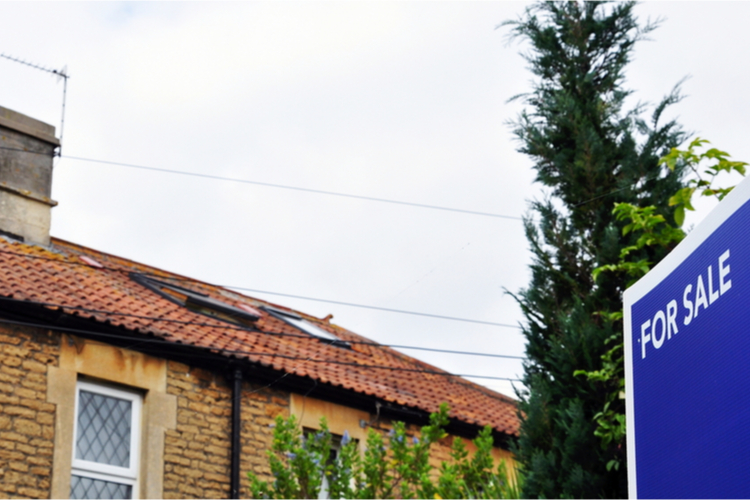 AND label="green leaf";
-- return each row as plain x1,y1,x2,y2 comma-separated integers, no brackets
674,205,685,227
